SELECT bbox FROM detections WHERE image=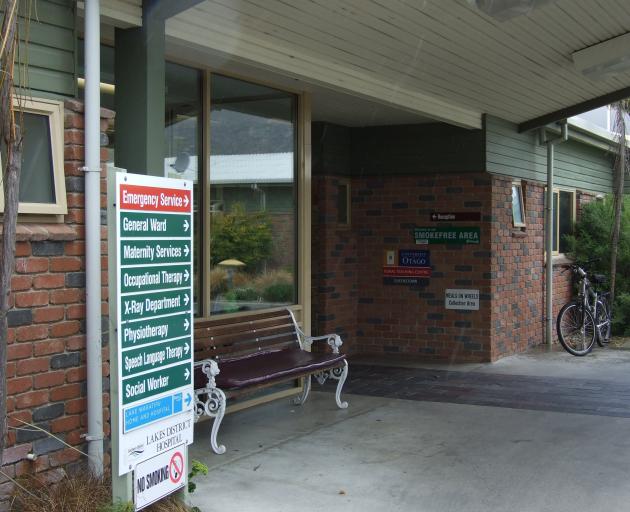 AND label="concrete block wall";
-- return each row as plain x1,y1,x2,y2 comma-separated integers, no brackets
0,100,113,498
